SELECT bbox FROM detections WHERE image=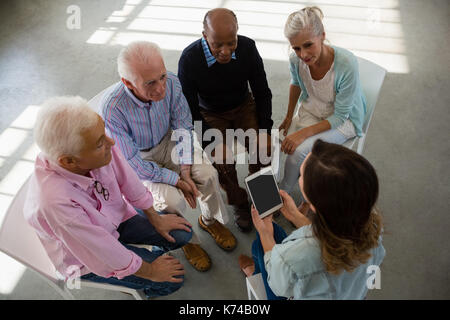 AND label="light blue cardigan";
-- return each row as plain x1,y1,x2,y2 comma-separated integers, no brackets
289,45,366,137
